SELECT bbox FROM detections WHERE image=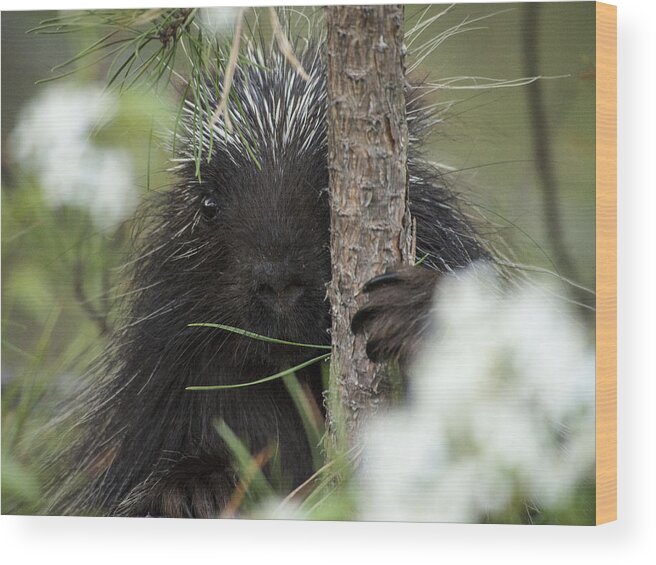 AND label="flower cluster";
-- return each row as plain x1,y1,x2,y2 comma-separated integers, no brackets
10,83,136,231
197,7,241,38
358,265,595,523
